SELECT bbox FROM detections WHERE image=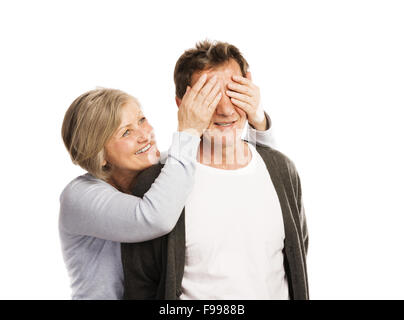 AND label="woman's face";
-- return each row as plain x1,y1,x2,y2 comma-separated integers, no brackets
104,99,160,173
